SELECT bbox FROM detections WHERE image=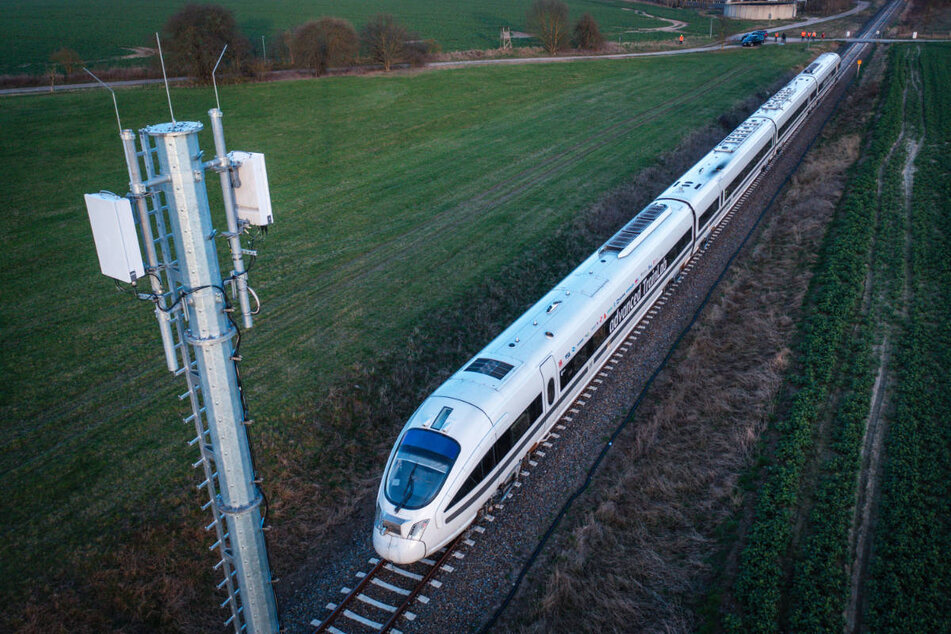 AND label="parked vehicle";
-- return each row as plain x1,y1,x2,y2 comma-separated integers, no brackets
742,32,766,46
